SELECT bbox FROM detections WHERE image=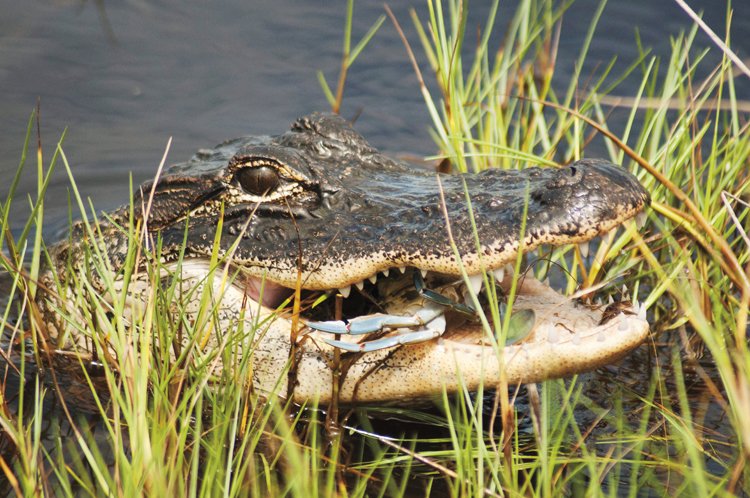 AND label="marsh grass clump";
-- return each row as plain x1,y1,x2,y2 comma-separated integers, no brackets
1,0,749,495
395,0,749,494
